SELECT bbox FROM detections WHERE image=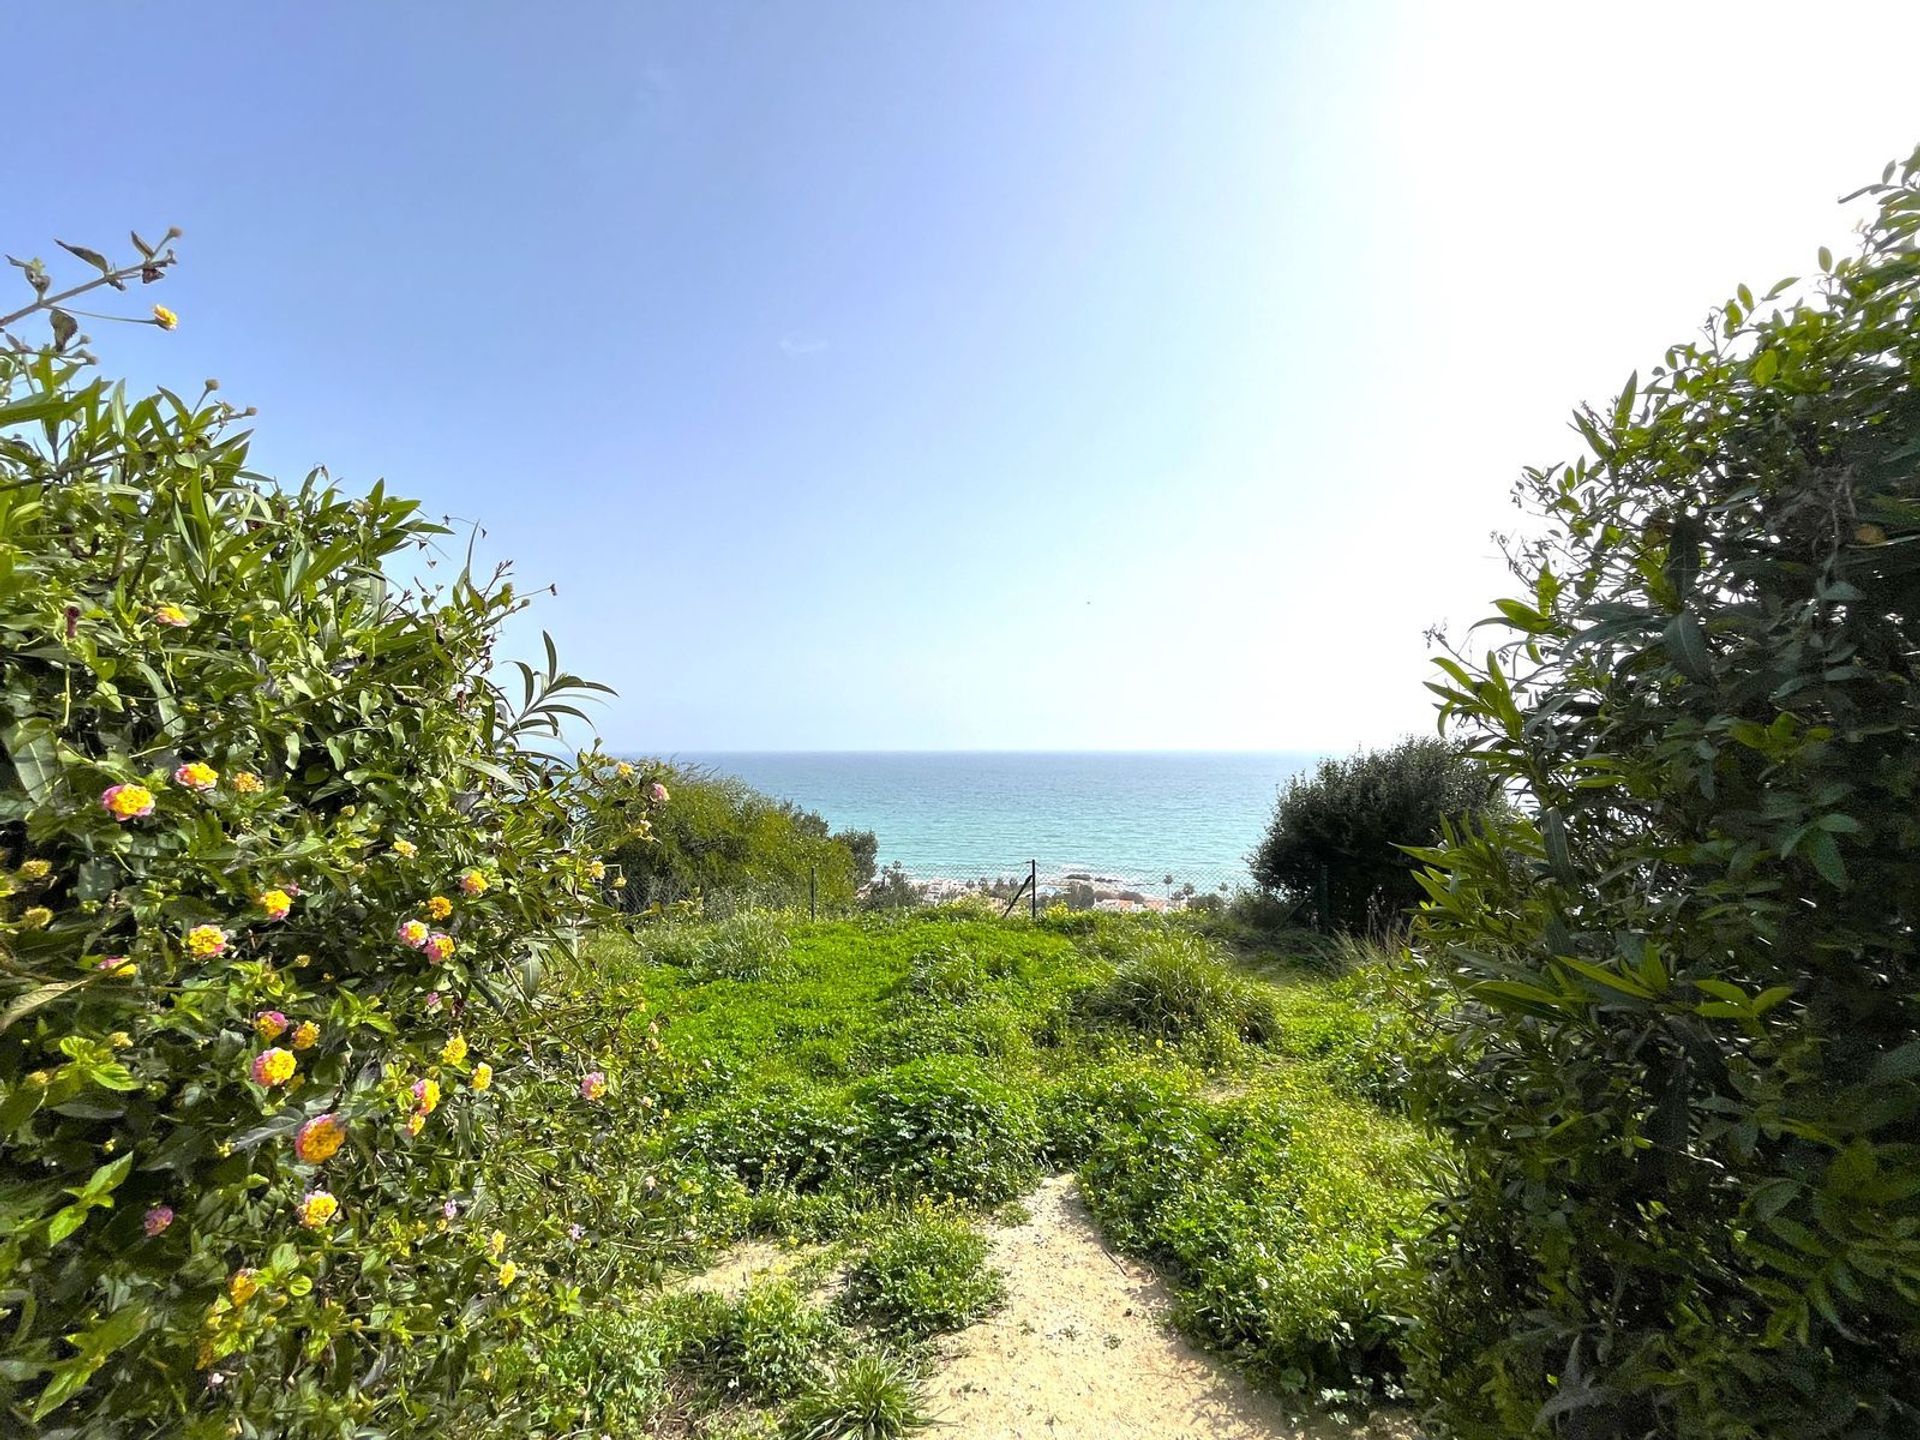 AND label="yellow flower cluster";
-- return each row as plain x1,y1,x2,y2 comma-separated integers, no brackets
391,838,418,859
427,895,452,920
296,1190,338,1229
291,1020,321,1050
231,770,264,794
440,1034,467,1066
